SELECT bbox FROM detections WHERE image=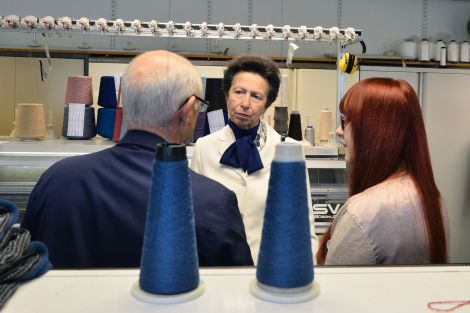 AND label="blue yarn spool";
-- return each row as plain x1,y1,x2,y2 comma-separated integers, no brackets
97,76,117,108
96,108,116,139
256,143,313,289
61,106,97,140
139,144,200,295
